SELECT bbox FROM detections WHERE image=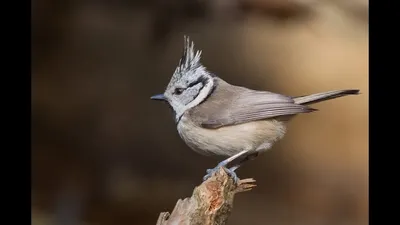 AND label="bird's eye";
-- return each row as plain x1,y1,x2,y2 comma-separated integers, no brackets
174,88,184,95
